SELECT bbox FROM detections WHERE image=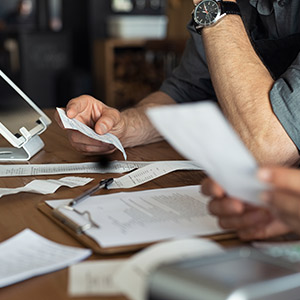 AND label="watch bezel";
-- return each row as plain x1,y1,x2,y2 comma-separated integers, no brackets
193,0,223,30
